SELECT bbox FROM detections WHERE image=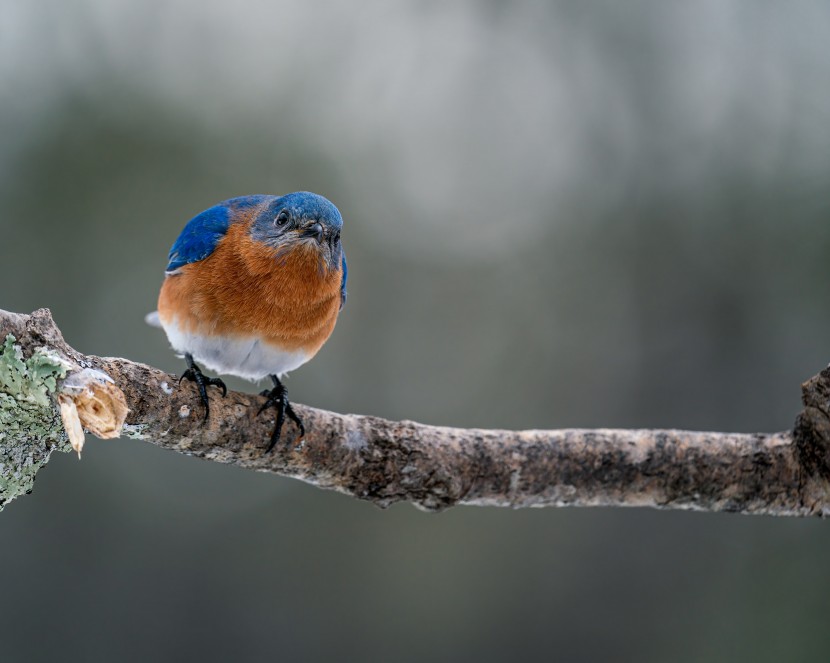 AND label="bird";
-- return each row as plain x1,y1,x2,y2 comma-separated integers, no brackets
146,191,347,452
